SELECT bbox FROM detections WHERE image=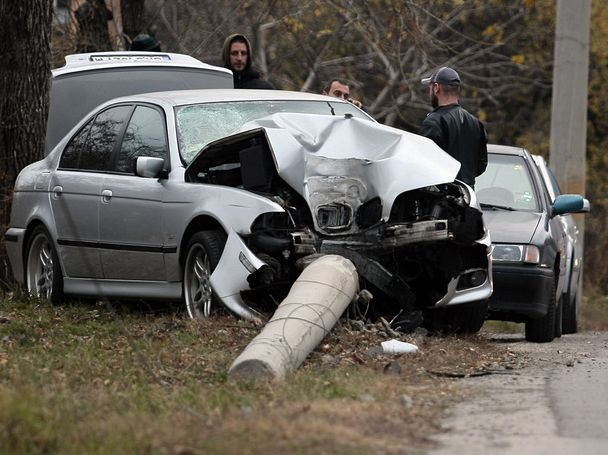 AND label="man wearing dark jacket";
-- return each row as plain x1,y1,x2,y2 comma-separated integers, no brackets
420,67,487,188
222,34,274,89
